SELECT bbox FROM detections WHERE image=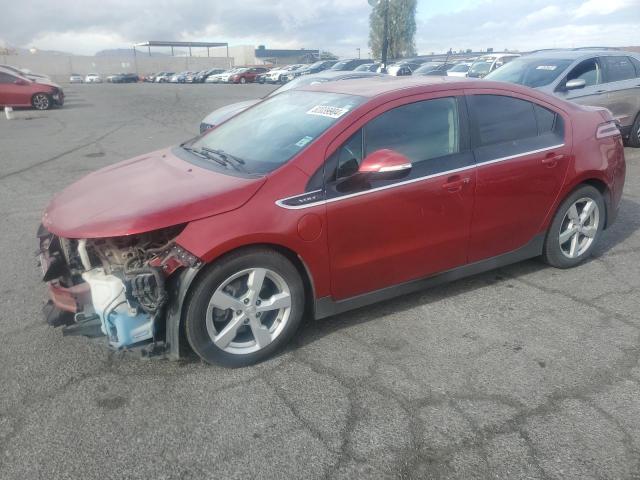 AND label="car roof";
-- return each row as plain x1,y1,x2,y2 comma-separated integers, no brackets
524,49,639,60
298,75,581,108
